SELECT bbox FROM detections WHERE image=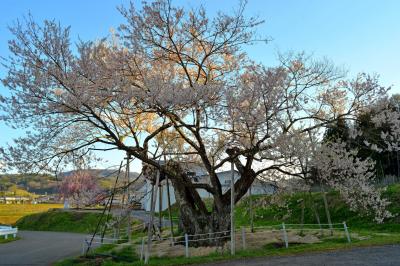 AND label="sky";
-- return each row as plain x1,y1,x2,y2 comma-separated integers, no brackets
0,0,399,172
